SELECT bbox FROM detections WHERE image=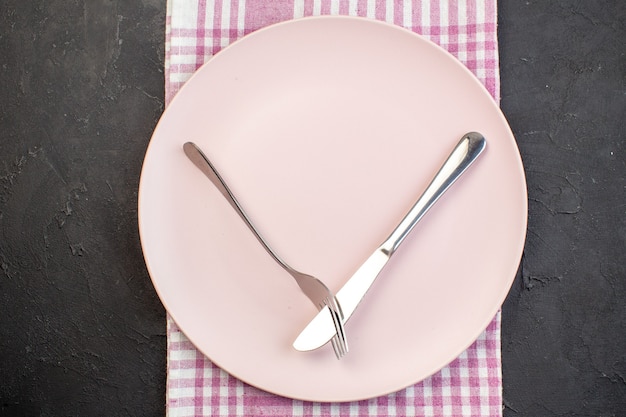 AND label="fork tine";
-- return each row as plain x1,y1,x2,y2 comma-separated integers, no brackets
328,323,343,359
319,299,346,358
332,298,348,357
332,334,346,358
330,326,346,358
330,335,342,358
325,296,348,358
